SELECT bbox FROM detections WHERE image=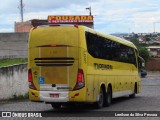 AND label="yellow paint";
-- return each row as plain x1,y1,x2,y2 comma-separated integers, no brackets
29,89,40,101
